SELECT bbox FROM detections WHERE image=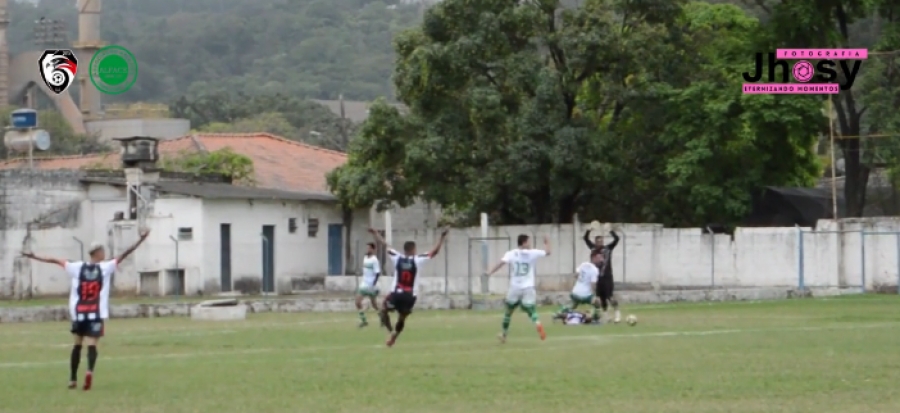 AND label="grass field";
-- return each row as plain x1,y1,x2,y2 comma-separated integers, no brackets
0,296,898,413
